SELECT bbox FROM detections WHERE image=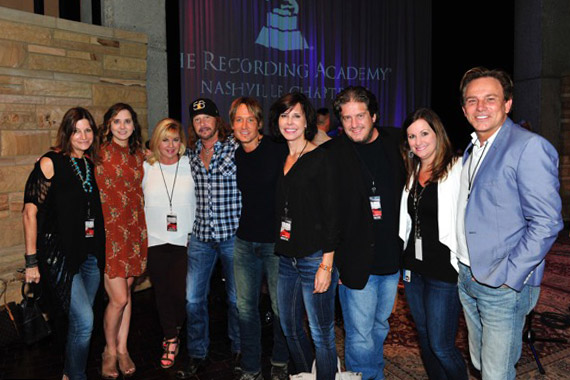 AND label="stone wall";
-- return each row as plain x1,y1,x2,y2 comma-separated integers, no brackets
99,0,168,132
514,0,570,220
0,7,148,302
